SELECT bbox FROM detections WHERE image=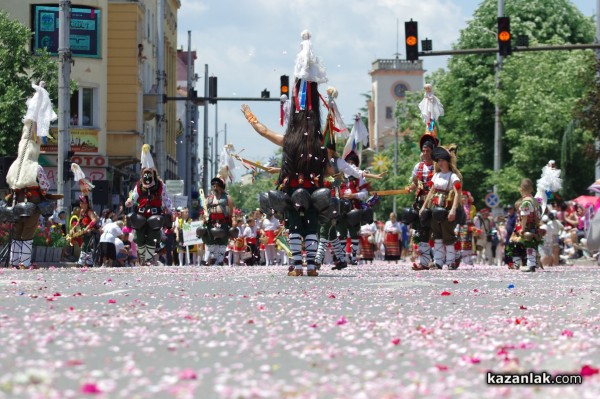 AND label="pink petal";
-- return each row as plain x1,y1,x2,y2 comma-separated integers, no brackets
561,329,574,338
178,369,197,380
80,383,102,394
581,365,599,377
391,338,401,346
336,316,348,325
441,291,451,296
108,299,117,304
